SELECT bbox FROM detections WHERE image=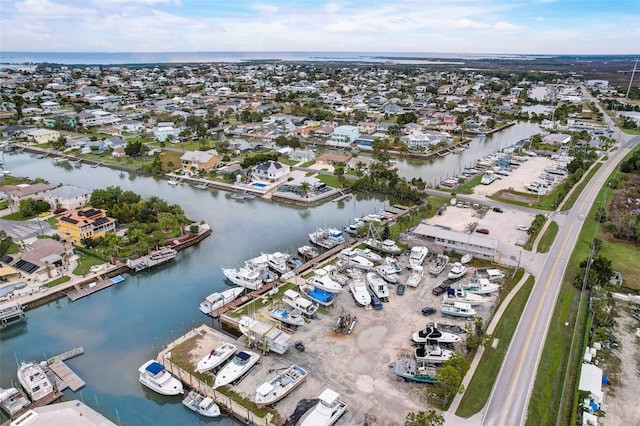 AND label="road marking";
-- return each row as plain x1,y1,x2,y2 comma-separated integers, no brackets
496,223,575,426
